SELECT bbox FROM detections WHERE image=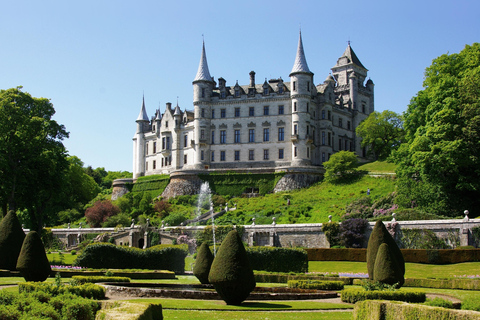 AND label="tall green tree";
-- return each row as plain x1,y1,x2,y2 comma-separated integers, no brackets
356,110,405,160
323,151,359,182
0,87,68,230
394,43,480,217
